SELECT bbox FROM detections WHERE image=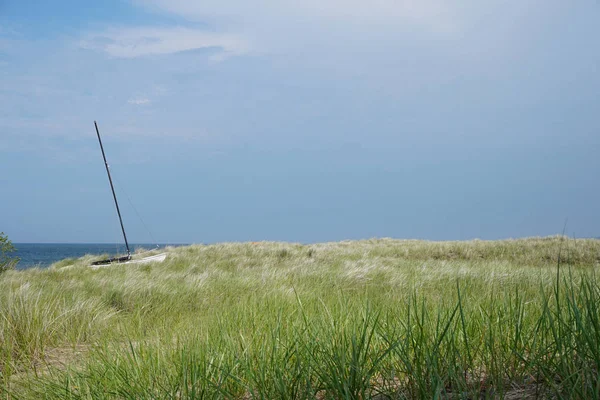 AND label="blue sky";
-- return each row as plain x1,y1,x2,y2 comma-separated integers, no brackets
1,0,599,244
